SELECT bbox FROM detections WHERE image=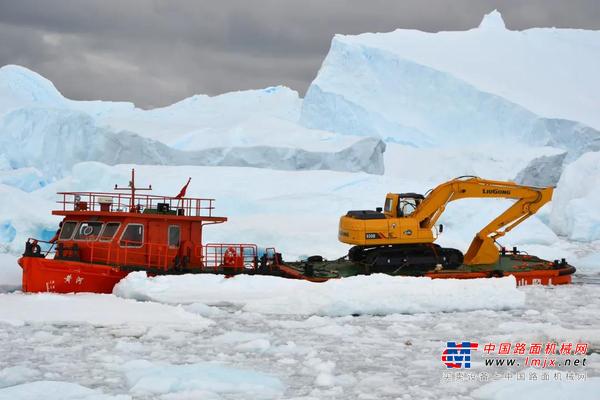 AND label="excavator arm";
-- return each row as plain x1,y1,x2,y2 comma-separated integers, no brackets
412,177,553,265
